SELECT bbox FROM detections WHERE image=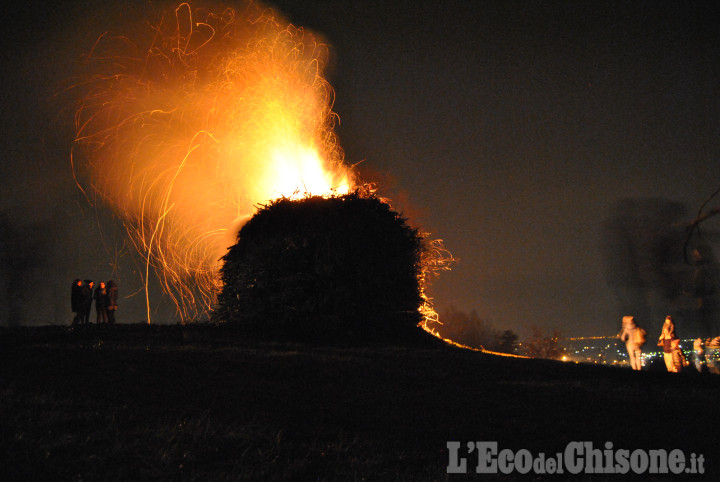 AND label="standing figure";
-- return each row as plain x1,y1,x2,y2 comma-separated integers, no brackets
671,338,688,372
618,316,645,370
71,279,83,326
658,316,678,372
106,280,119,324
693,338,705,372
94,281,109,324
705,337,720,374
81,280,94,324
